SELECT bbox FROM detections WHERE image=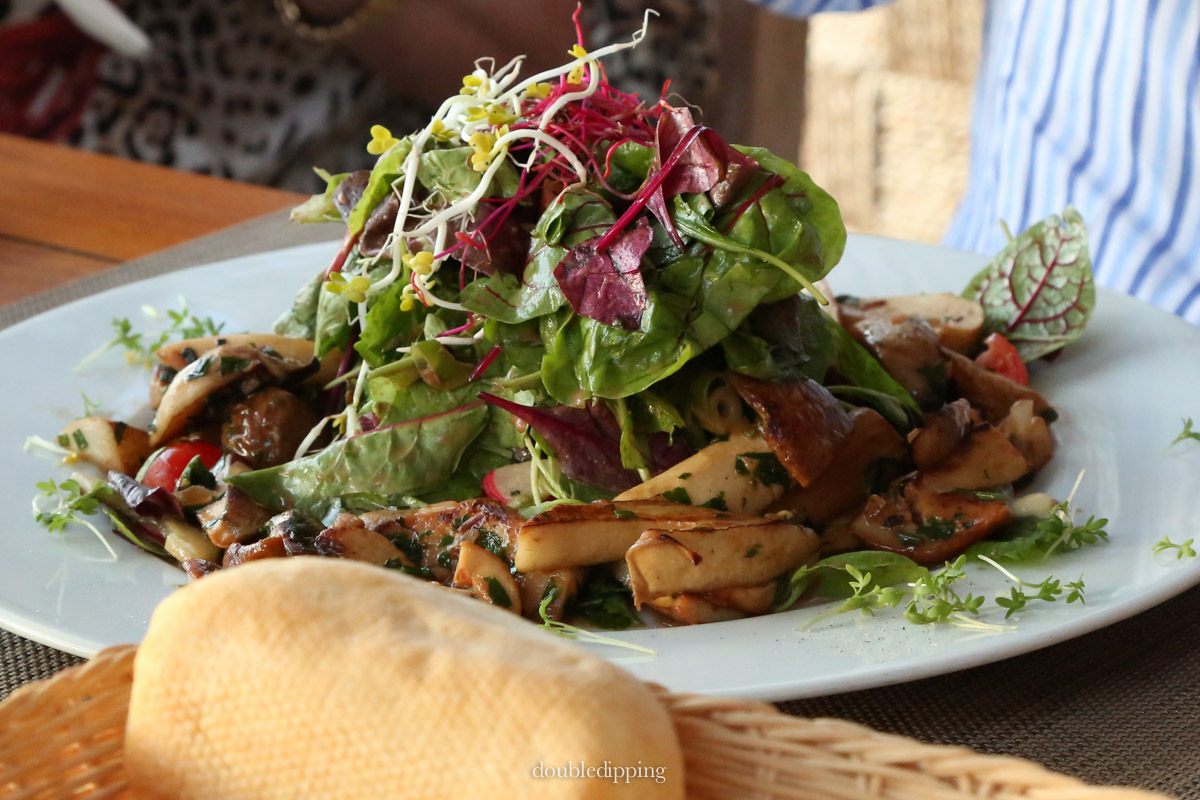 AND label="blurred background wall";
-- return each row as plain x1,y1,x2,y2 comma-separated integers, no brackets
800,0,983,243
